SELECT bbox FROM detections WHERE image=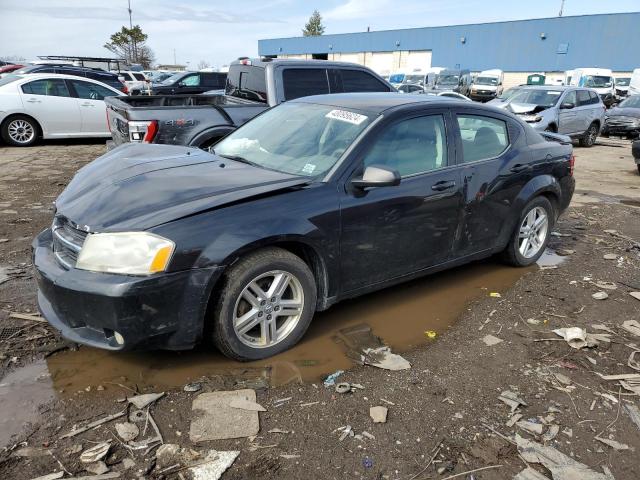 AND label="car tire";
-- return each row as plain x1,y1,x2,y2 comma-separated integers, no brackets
1,115,39,147
501,196,554,267
211,247,317,361
579,122,598,148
